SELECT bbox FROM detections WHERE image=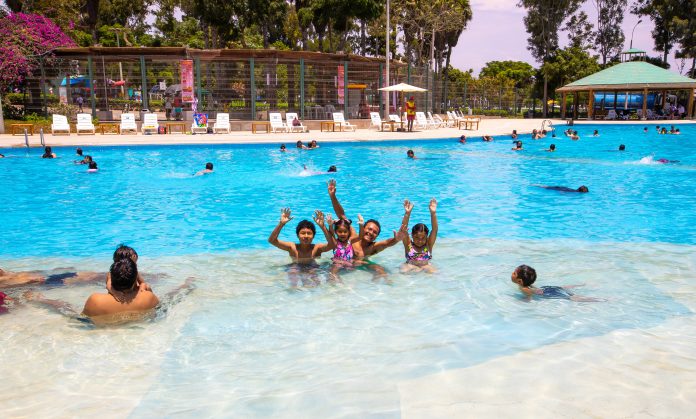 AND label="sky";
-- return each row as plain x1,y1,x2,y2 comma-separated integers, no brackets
451,0,683,76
